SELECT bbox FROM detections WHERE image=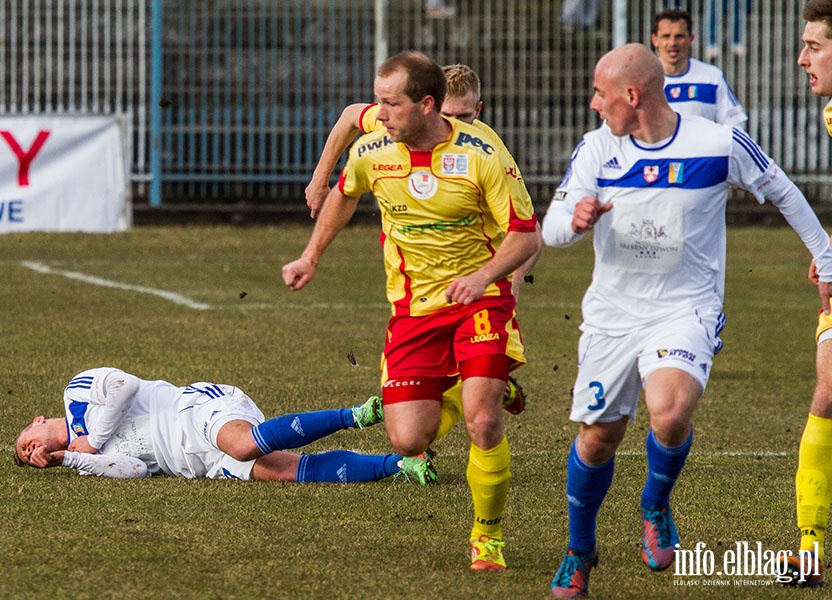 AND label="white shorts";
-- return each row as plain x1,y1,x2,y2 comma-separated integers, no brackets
570,311,723,425
175,383,265,480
